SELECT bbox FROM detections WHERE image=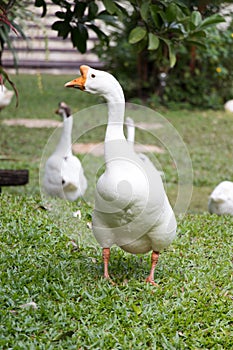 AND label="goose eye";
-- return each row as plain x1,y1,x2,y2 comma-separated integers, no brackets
91,74,96,78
